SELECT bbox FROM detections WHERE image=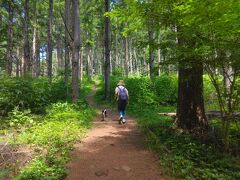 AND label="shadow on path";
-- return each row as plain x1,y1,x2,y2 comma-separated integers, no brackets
66,85,165,180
